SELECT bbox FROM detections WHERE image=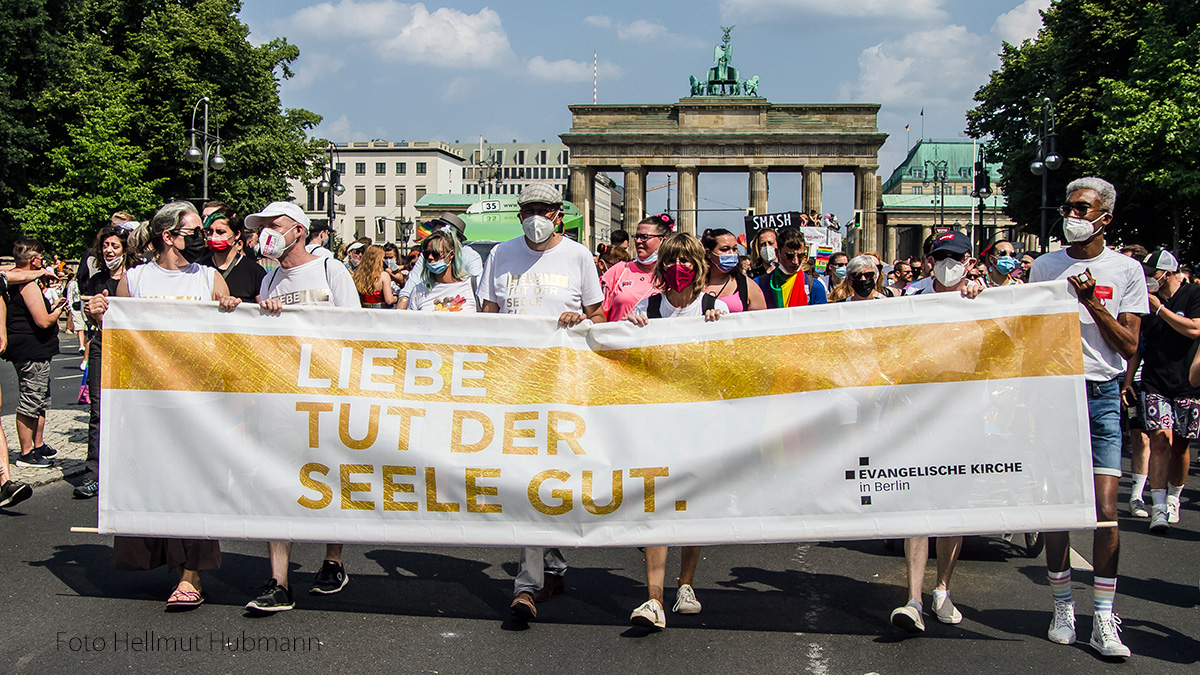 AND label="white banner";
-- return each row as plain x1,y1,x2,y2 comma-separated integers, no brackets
99,282,1093,546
